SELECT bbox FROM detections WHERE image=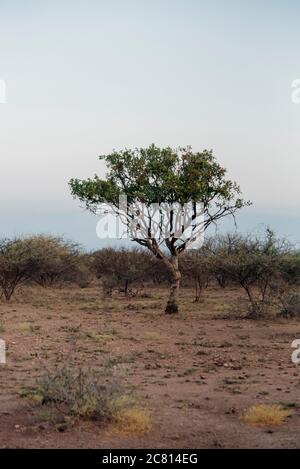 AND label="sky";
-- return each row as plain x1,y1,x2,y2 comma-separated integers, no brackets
0,0,299,249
